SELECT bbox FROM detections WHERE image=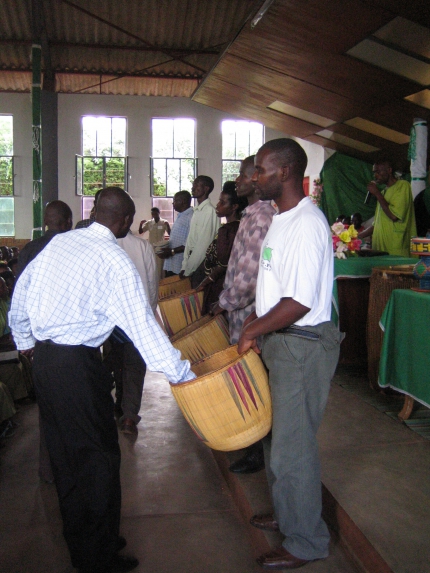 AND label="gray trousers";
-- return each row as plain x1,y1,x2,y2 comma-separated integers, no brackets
261,321,343,560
